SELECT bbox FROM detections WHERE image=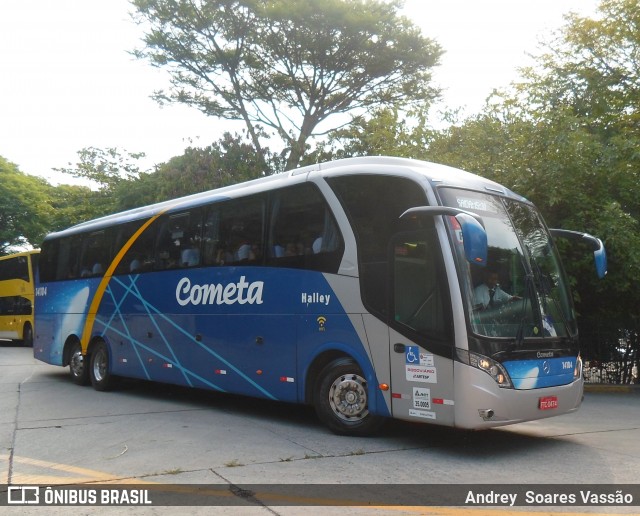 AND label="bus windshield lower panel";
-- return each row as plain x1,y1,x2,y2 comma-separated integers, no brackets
439,188,577,341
